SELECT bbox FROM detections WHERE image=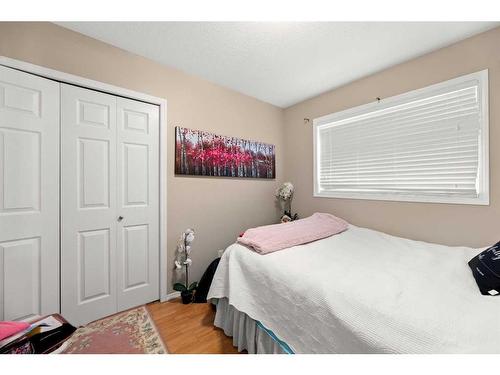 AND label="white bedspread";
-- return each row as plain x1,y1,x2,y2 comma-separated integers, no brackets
208,225,500,353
